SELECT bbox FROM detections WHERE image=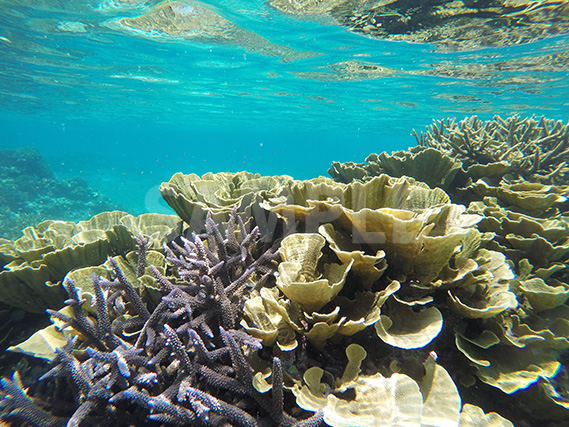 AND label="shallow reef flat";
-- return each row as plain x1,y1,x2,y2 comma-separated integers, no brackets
1,114,569,426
